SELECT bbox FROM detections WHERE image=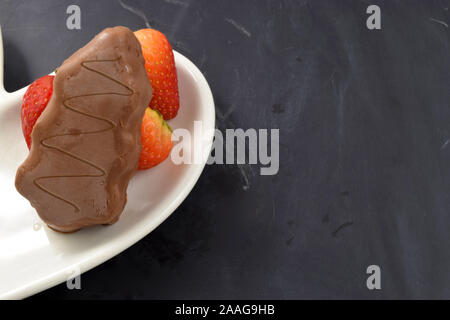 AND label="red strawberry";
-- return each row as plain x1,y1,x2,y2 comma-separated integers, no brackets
134,28,180,120
138,108,173,170
21,75,54,149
